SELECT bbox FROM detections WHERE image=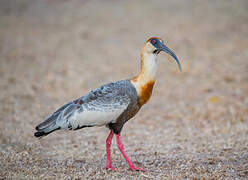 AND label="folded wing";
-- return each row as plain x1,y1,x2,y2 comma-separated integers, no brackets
35,81,131,137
